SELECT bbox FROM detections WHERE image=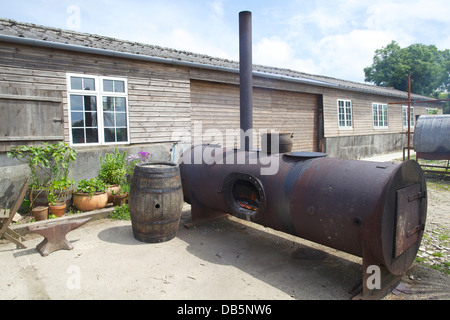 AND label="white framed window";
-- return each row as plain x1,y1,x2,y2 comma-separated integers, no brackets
402,106,415,128
372,103,388,129
337,99,352,129
67,73,130,146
